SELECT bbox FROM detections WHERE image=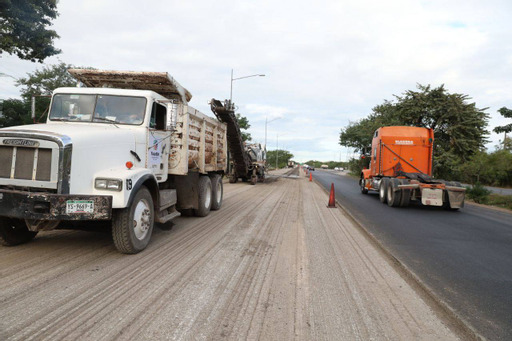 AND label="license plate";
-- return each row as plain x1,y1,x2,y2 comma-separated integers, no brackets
421,188,443,206
66,200,94,213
